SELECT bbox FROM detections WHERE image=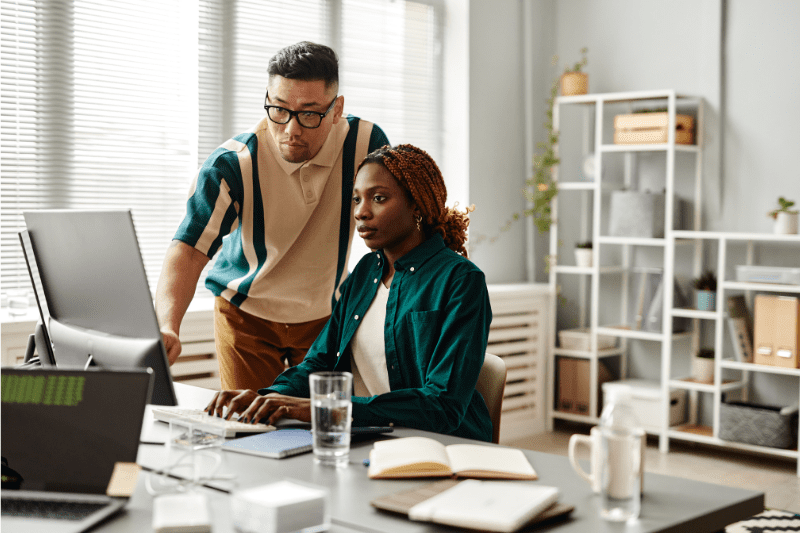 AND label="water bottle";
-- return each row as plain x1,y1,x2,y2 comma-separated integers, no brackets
598,385,644,522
